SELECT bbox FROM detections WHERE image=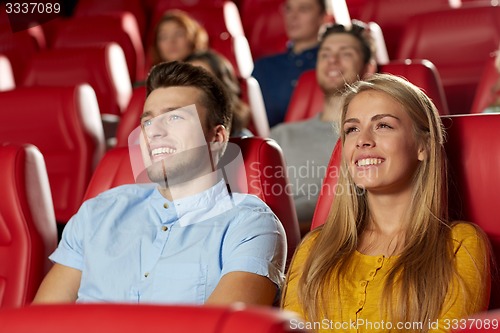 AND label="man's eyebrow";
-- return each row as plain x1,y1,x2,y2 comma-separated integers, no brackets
140,106,186,121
